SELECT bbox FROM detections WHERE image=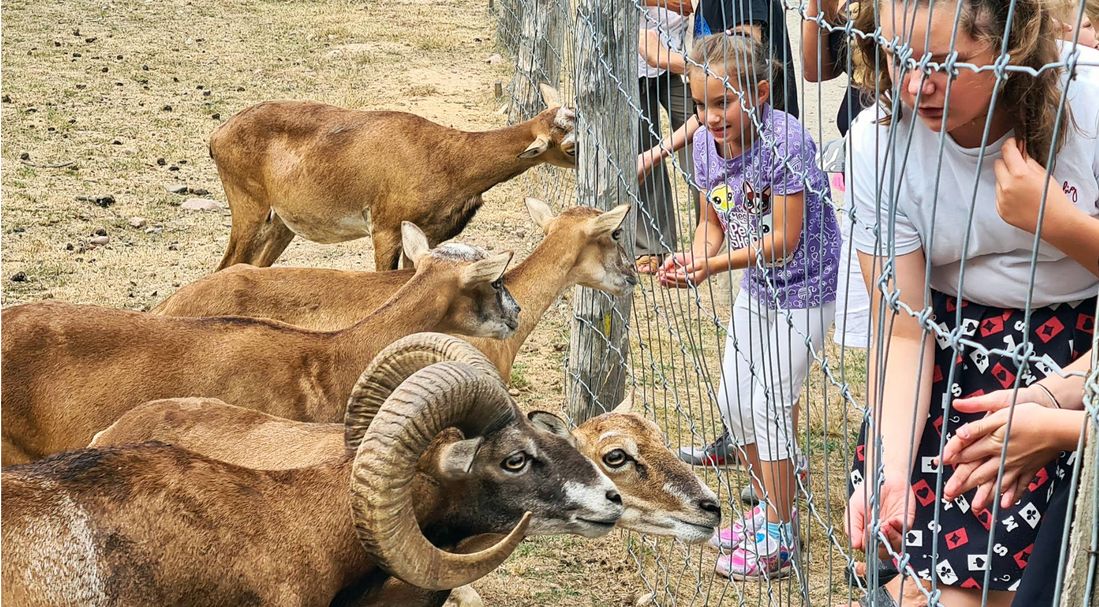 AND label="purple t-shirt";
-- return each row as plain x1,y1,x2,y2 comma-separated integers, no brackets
692,104,840,309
